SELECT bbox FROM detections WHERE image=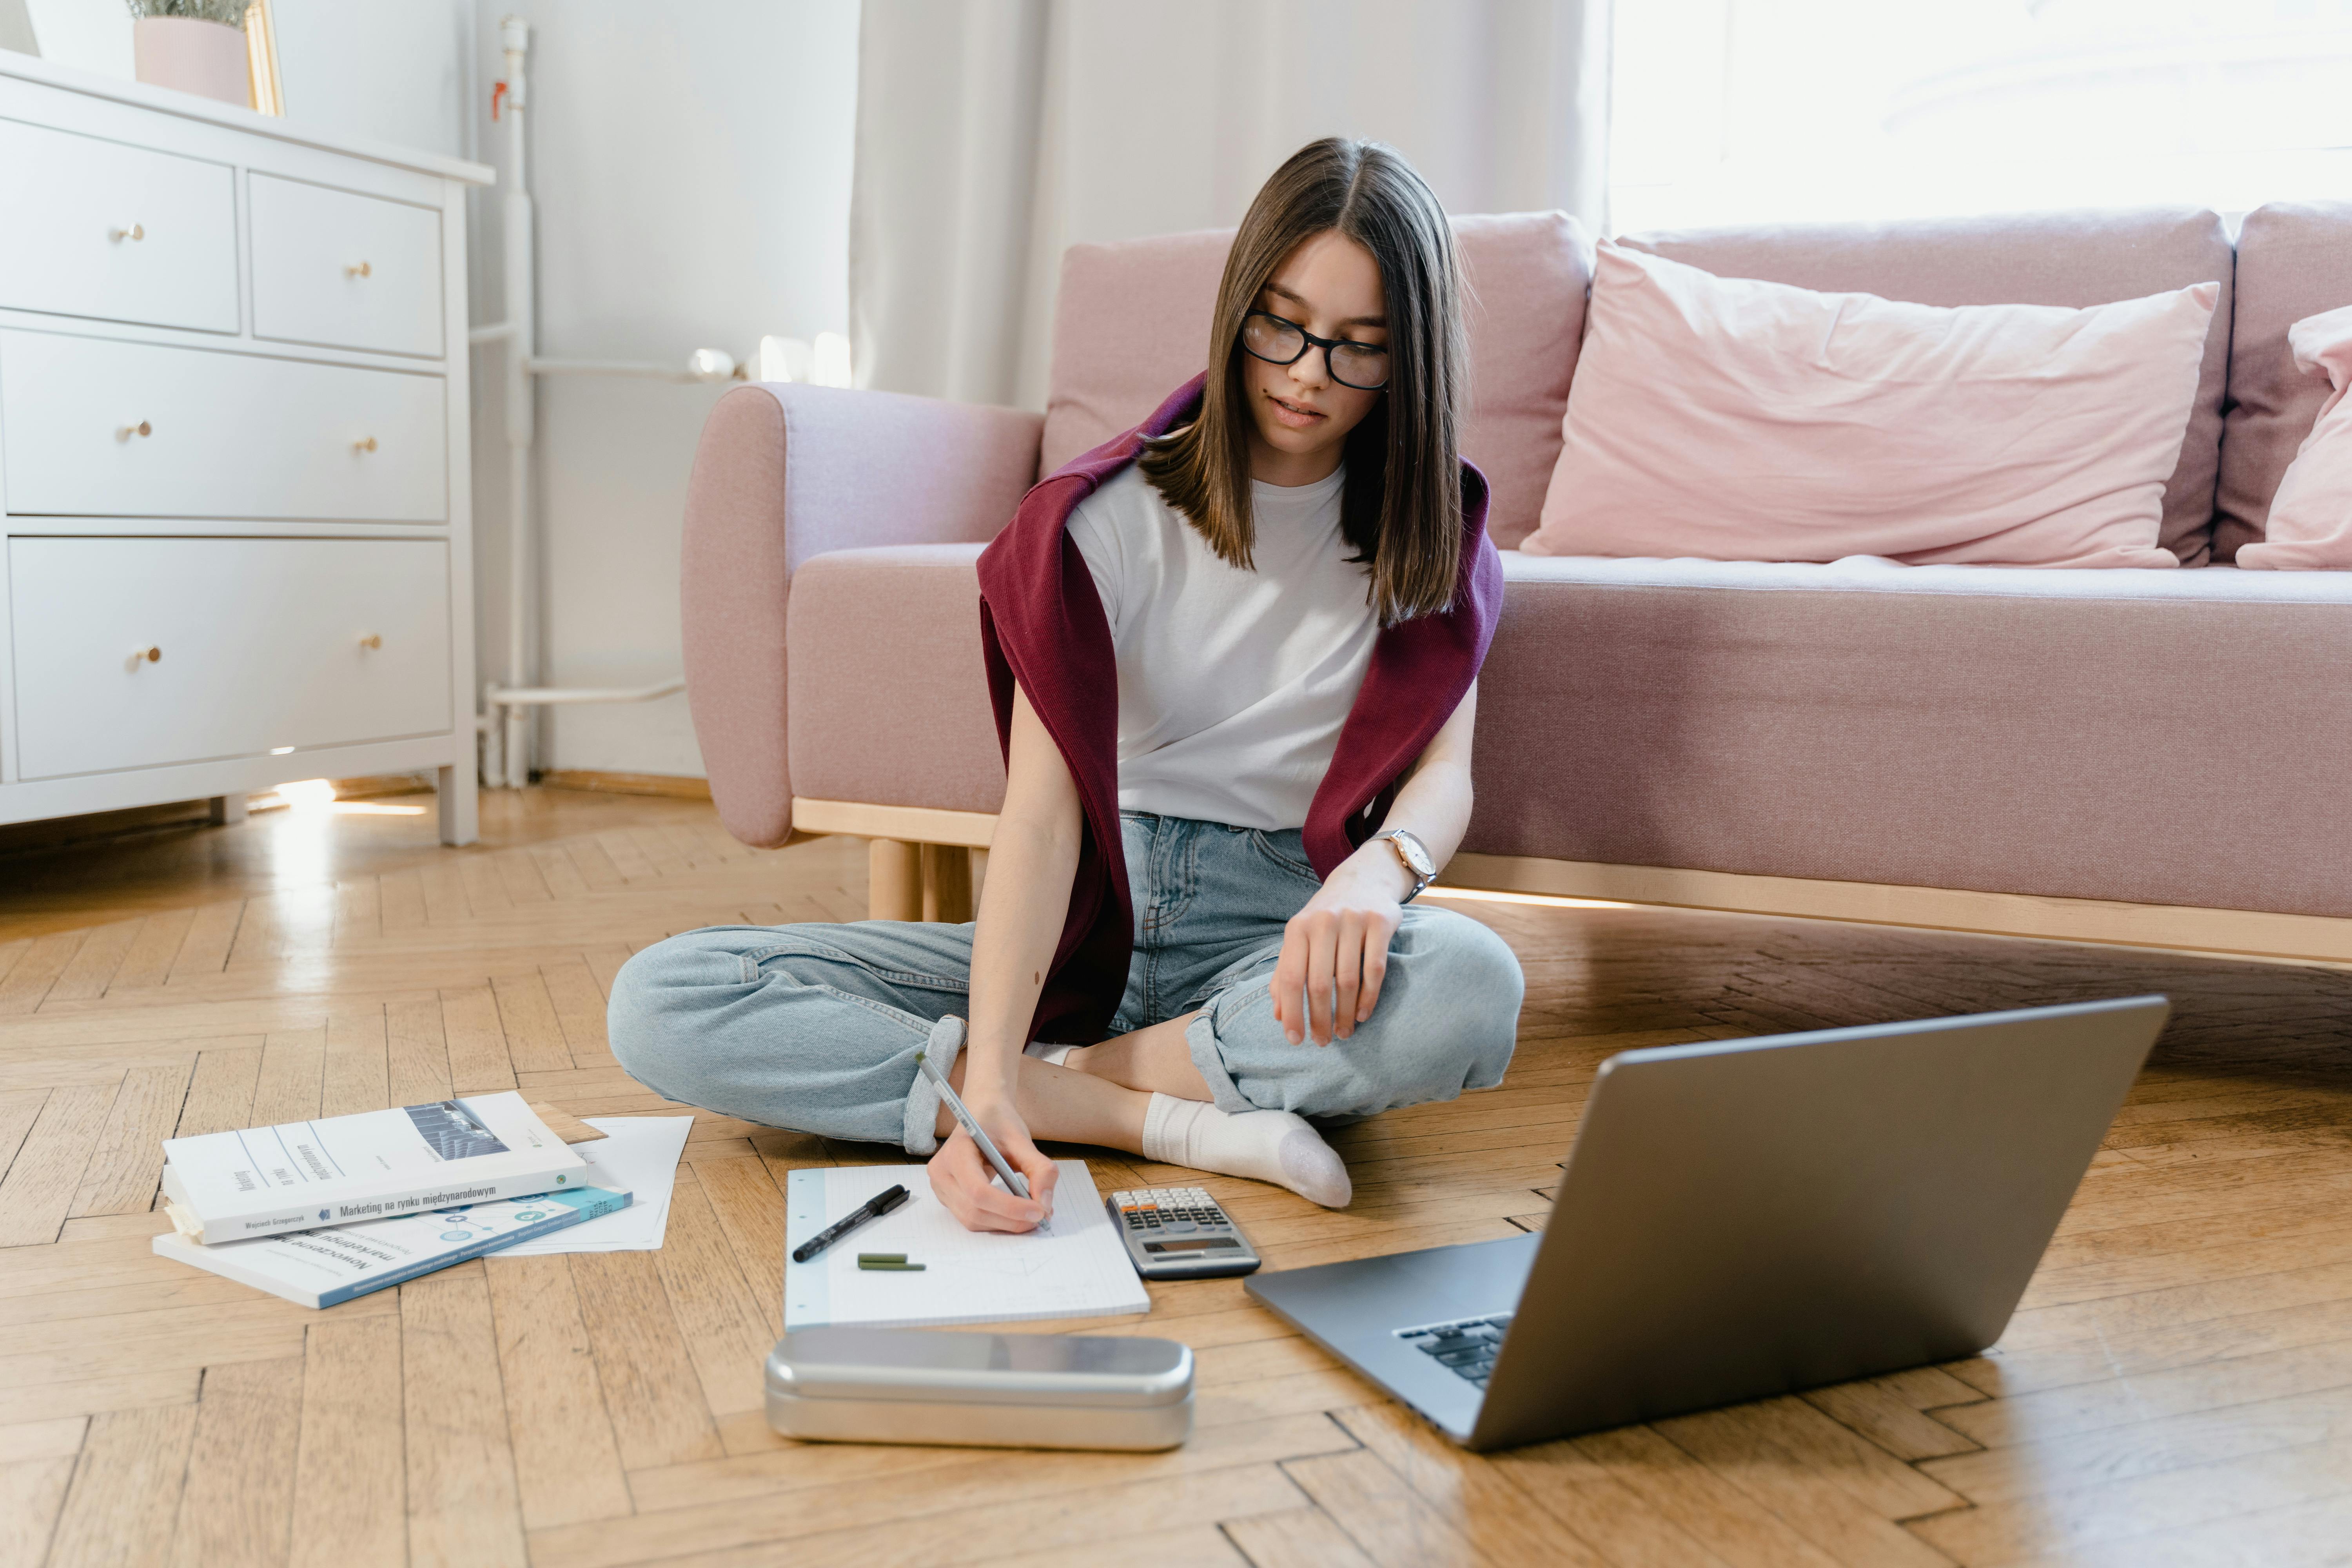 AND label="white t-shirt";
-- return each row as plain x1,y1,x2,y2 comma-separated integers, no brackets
1066,464,1378,830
